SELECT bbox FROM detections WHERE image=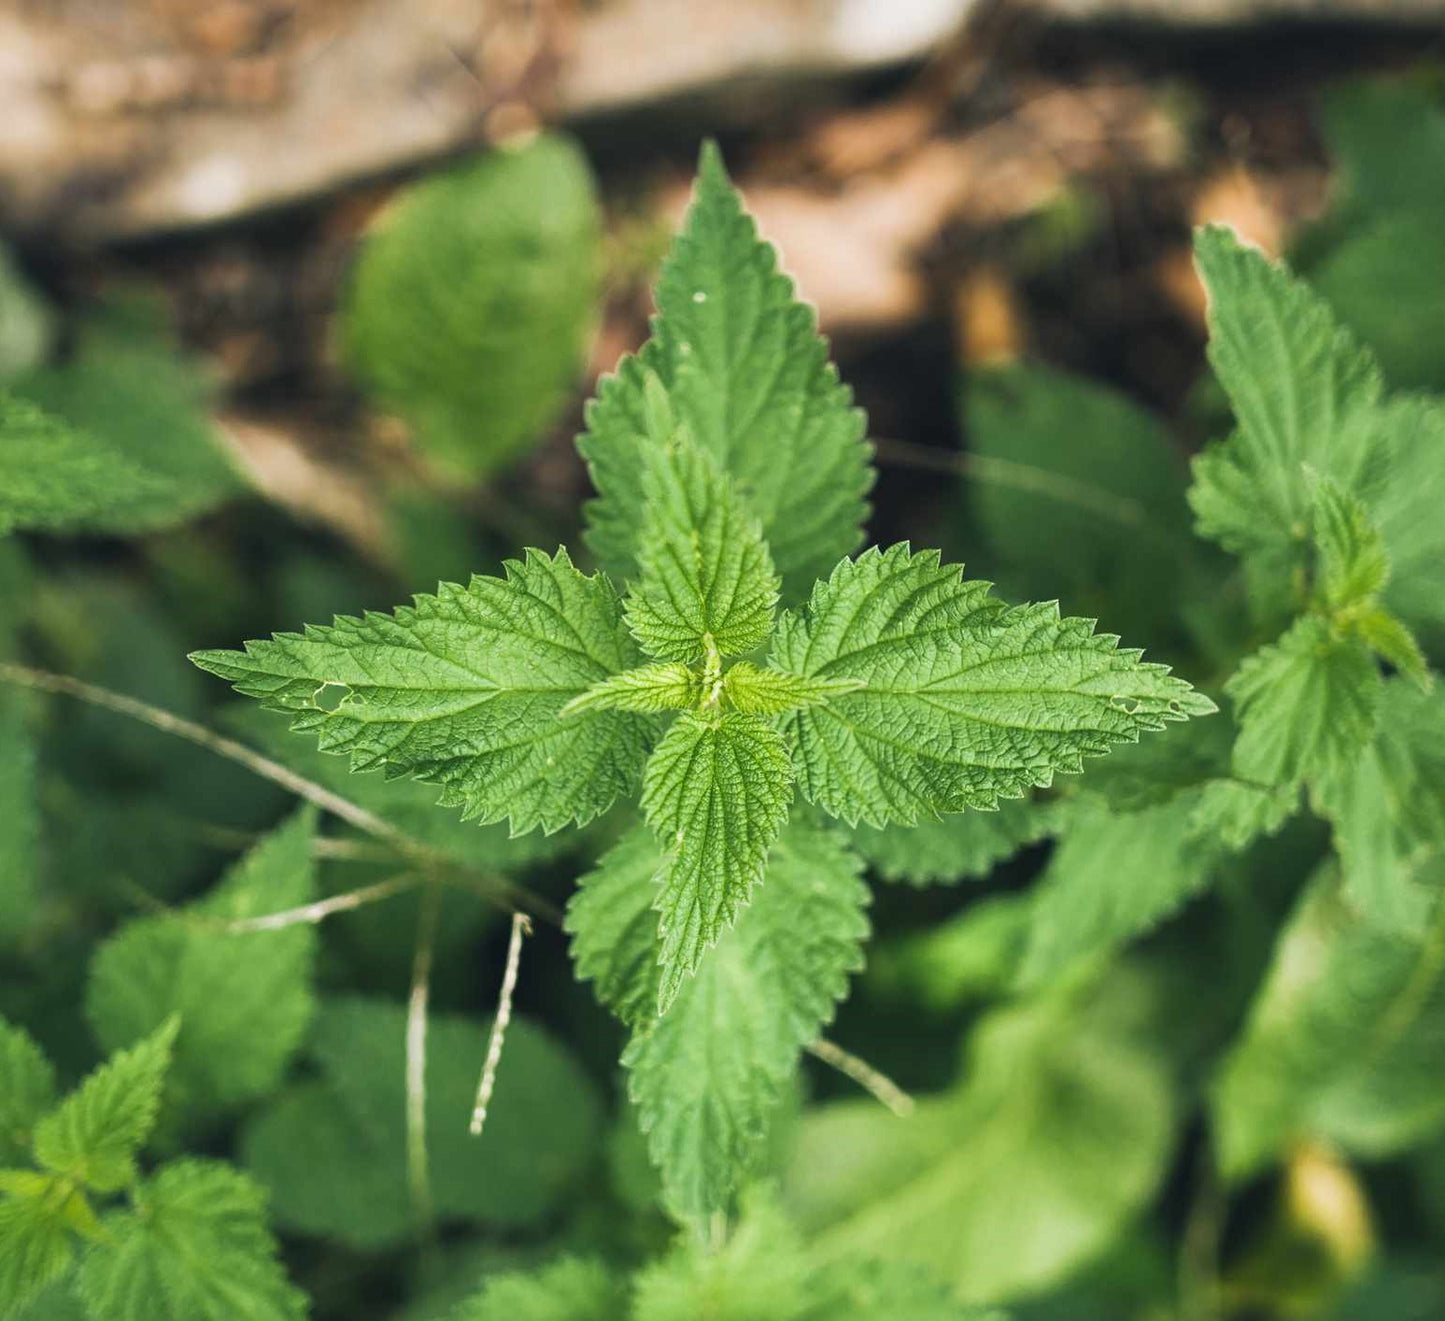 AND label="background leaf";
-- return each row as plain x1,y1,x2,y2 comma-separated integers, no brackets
342,135,601,481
